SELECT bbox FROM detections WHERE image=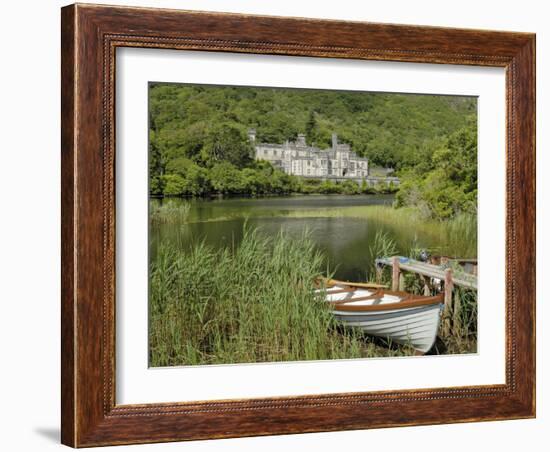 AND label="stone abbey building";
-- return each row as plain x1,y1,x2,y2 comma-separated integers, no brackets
249,129,370,179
